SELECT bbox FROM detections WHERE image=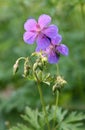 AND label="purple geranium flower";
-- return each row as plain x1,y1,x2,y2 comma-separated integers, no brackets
23,14,58,50
45,36,69,64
